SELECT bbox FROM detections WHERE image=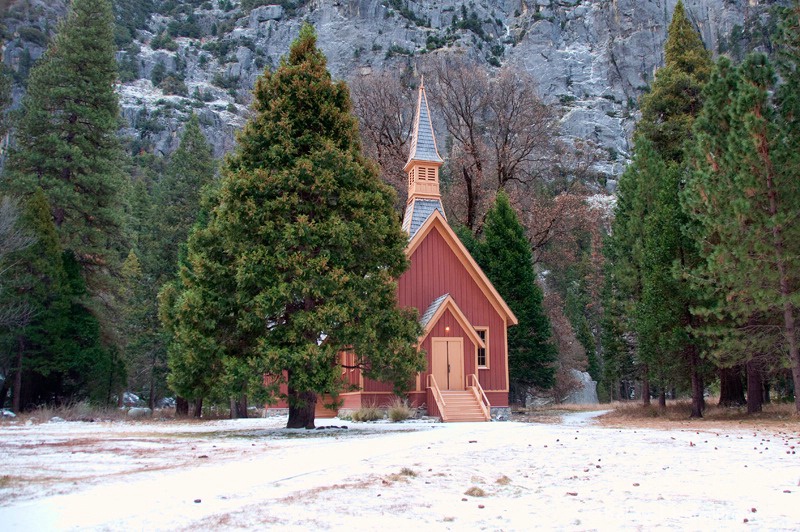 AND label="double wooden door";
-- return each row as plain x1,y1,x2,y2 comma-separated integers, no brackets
431,338,464,390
